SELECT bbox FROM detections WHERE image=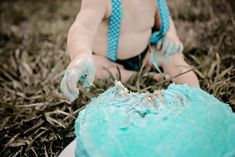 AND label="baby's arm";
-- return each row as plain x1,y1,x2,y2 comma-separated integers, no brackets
61,0,108,101
67,0,107,61
154,12,199,86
